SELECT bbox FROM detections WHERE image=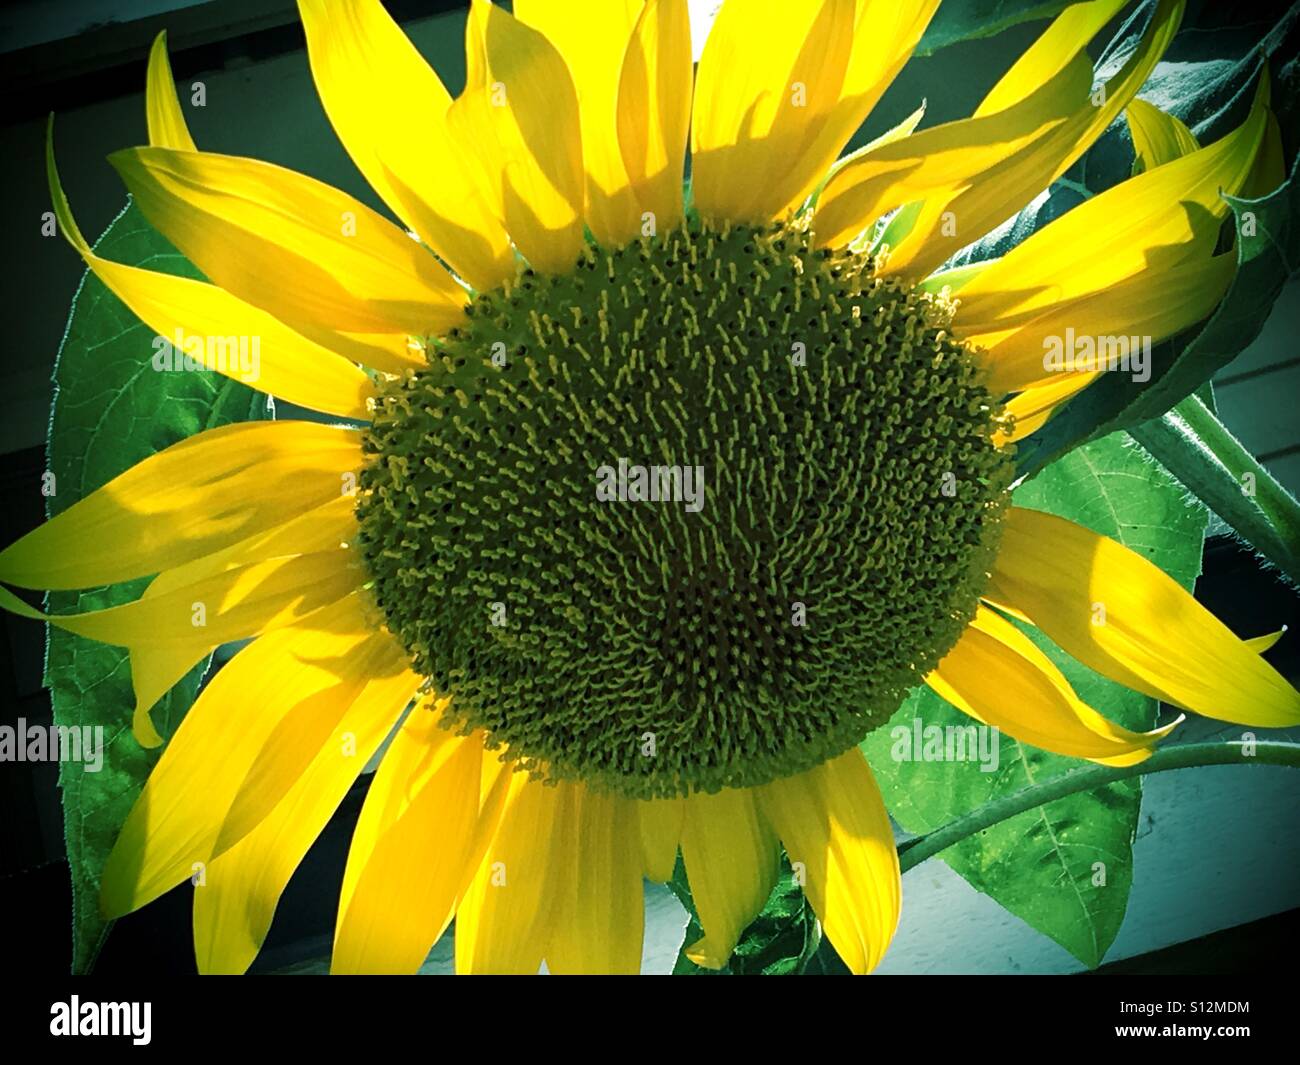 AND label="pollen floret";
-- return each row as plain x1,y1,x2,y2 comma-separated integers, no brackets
357,219,1012,799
